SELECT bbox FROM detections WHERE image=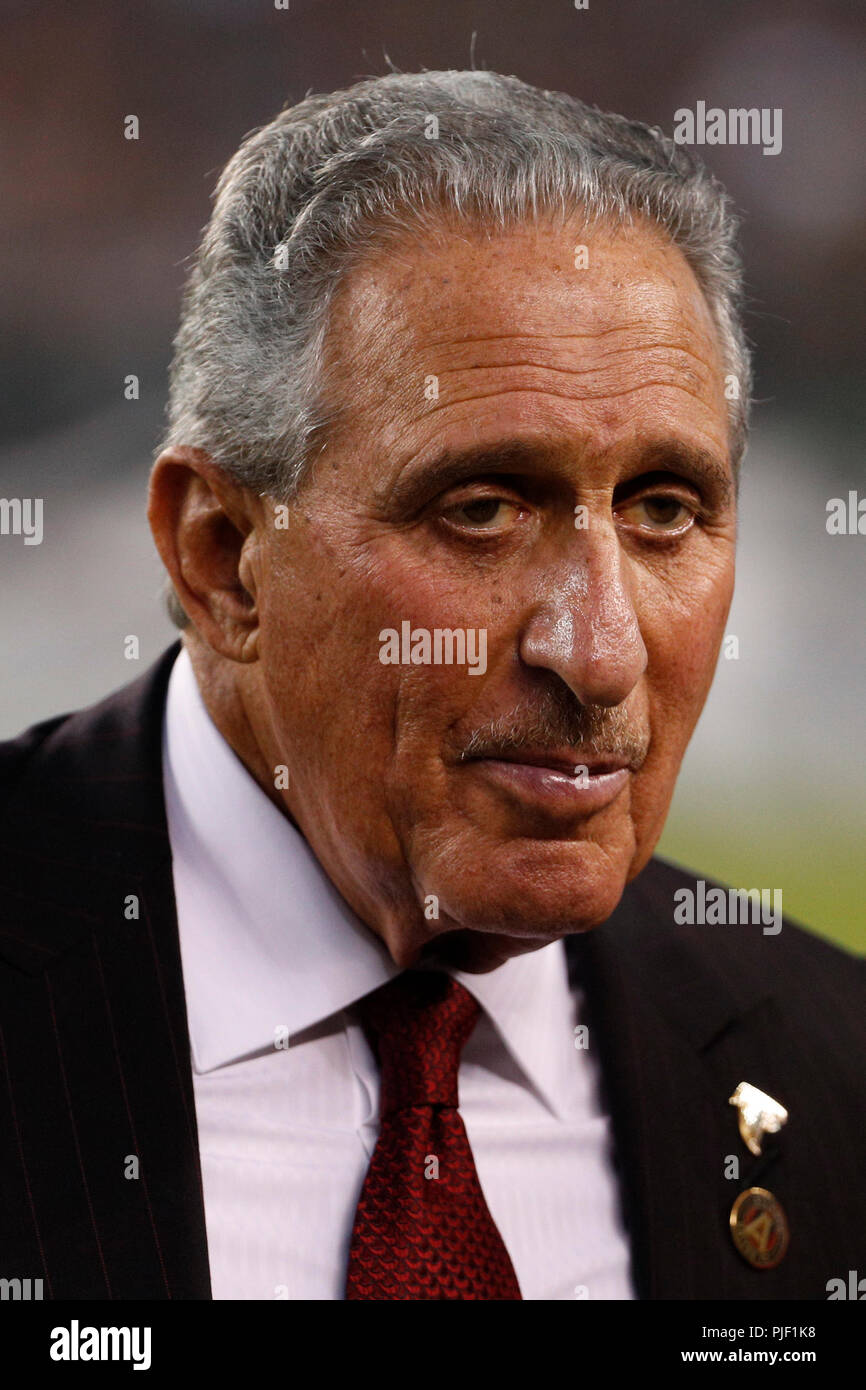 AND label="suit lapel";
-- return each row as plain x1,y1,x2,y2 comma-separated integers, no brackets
0,643,211,1298
567,862,803,1299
